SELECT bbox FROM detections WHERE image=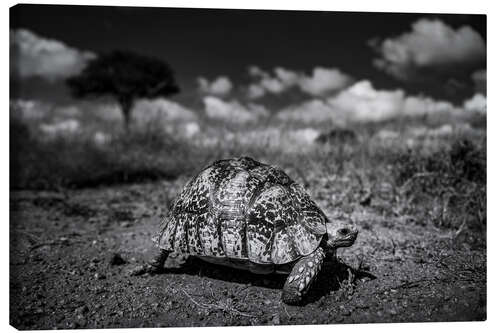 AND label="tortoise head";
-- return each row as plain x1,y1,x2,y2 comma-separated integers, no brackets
324,217,358,257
